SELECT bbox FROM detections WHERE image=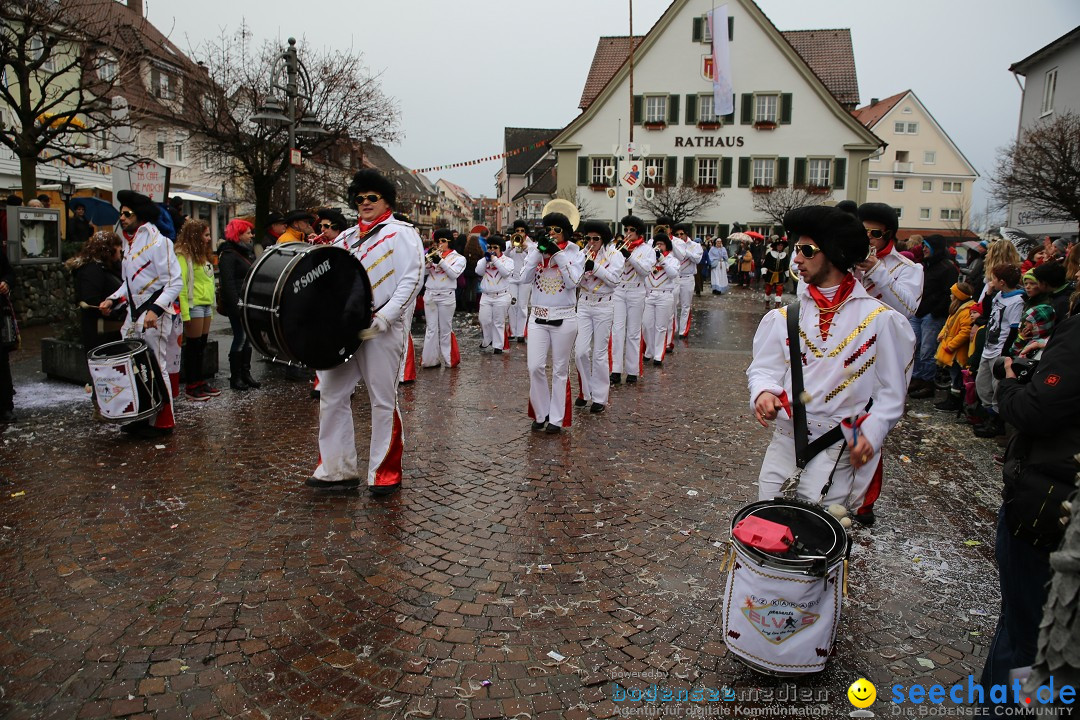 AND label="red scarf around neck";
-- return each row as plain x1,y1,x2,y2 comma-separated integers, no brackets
876,241,895,258
807,273,856,340
357,209,393,236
